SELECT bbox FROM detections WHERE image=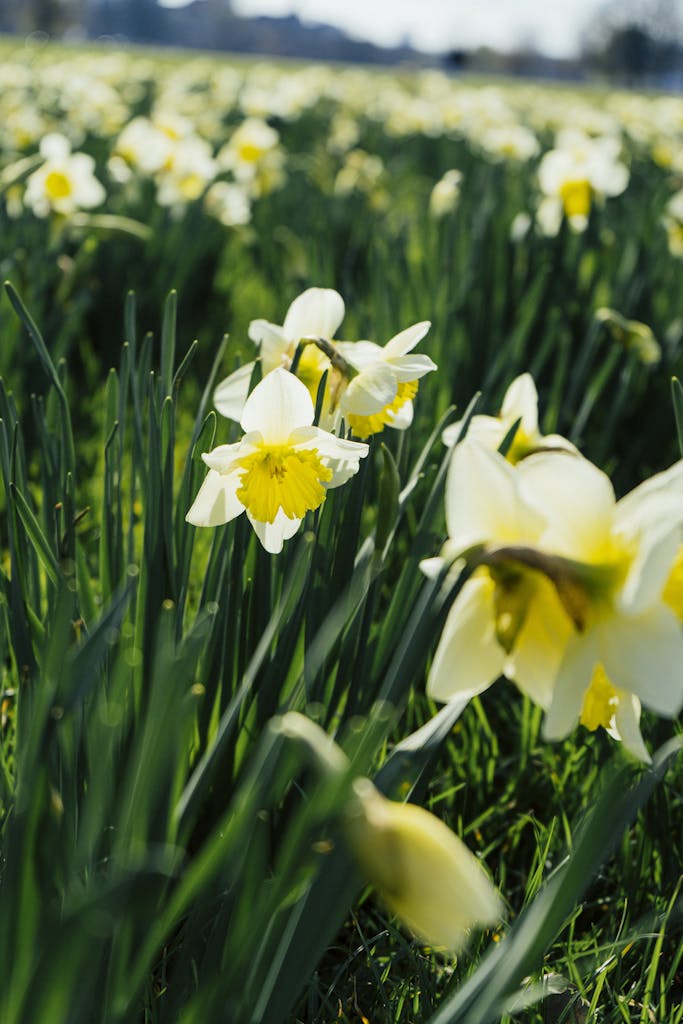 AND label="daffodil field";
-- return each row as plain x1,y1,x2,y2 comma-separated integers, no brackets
2,37,683,1024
